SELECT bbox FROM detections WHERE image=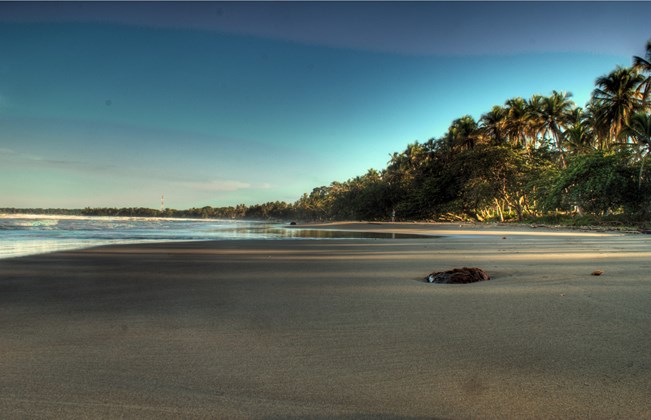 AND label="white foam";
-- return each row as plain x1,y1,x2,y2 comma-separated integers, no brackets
0,216,278,259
